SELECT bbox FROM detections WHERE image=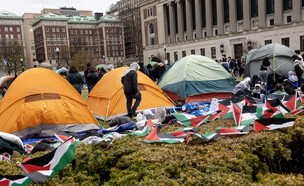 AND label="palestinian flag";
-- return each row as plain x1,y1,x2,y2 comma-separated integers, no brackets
19,137,76,173
208,111,223,121
215,126,249,135
254,118,296,133
144,127,185,143
266,99,290,115
245,97,258,106
173,113,209,127
282,95,296,111
190,115,209,127
185,132,220,144
232,103,242,125
167,128,199,137
256,106,285,119
290,106,304,115
0,170,54,185
130,119,153,136
218,99,233,119
54,132,82,145
297,91,304,103
240,105,257,126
